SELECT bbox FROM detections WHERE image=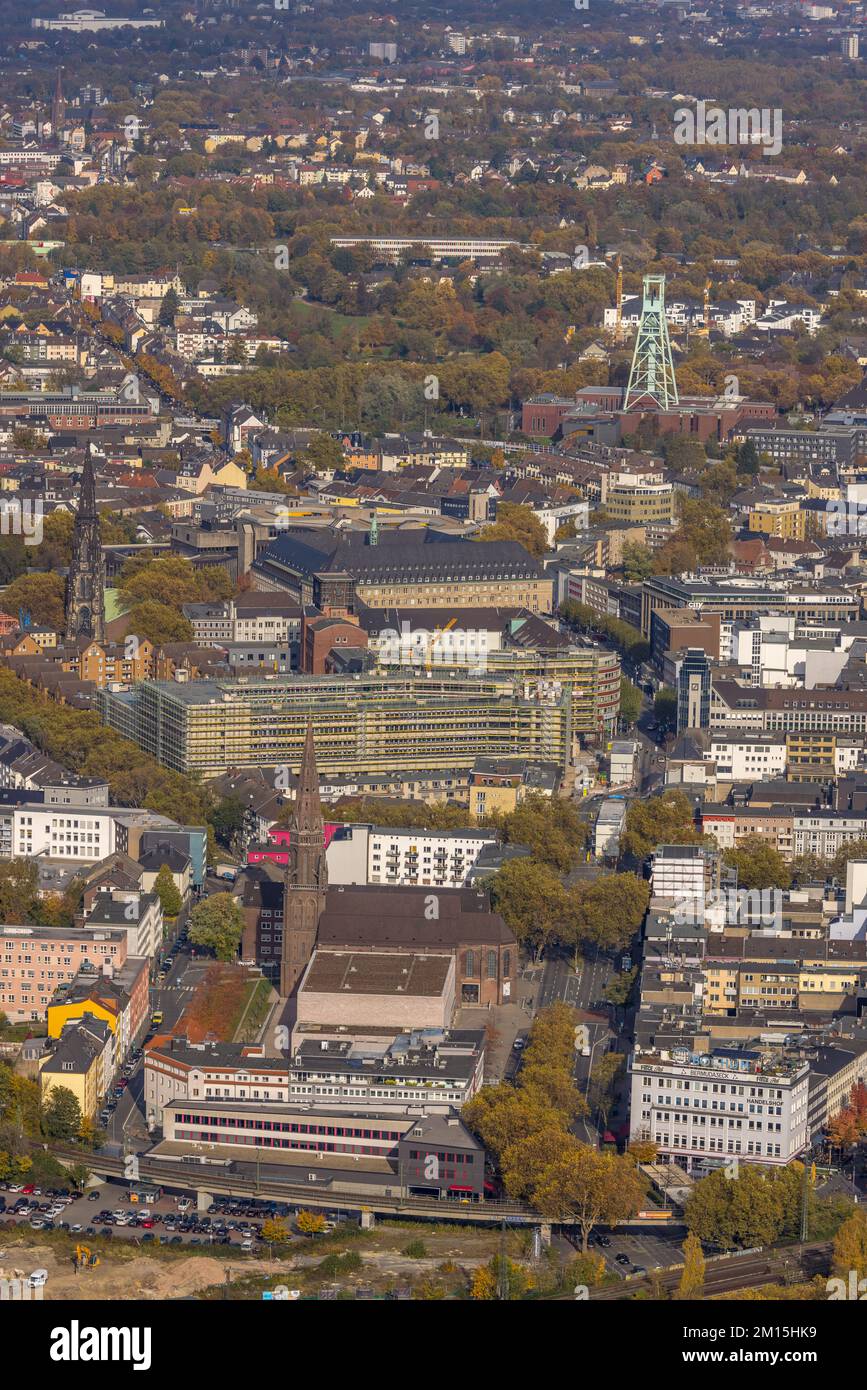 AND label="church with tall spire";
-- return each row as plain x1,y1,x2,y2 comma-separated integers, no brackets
52,68,65,143
65,454,106,645
280,722,328,997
